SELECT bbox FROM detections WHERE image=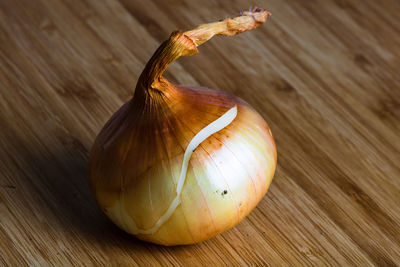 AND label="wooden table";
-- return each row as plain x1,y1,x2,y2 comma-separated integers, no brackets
1,0,399,265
